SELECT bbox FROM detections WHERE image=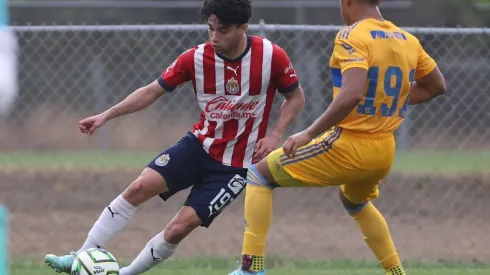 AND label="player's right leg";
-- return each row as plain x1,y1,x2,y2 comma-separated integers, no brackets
45,133,200,274
337,134,406,275
340,181,406,275
231,141,318,274
45,168,166,273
